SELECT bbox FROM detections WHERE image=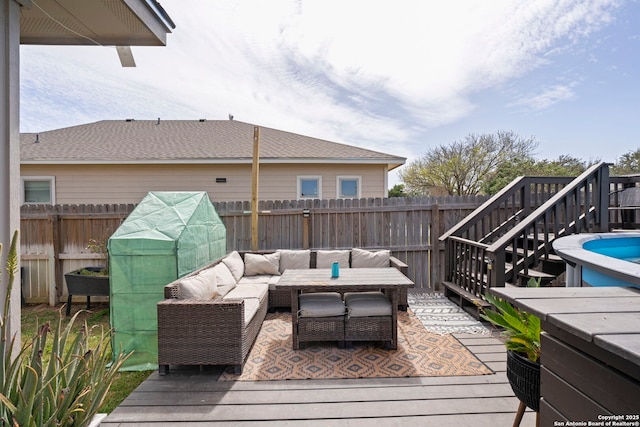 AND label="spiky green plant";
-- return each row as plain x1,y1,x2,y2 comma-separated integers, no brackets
479,278,541,363
1,230,130,426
